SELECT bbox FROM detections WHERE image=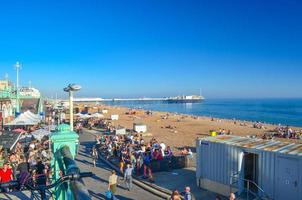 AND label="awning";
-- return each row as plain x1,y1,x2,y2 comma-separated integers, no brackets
91,113,104,118
0,131,22,150
5,110,41,126
12,128,26,133
31,128,50,140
